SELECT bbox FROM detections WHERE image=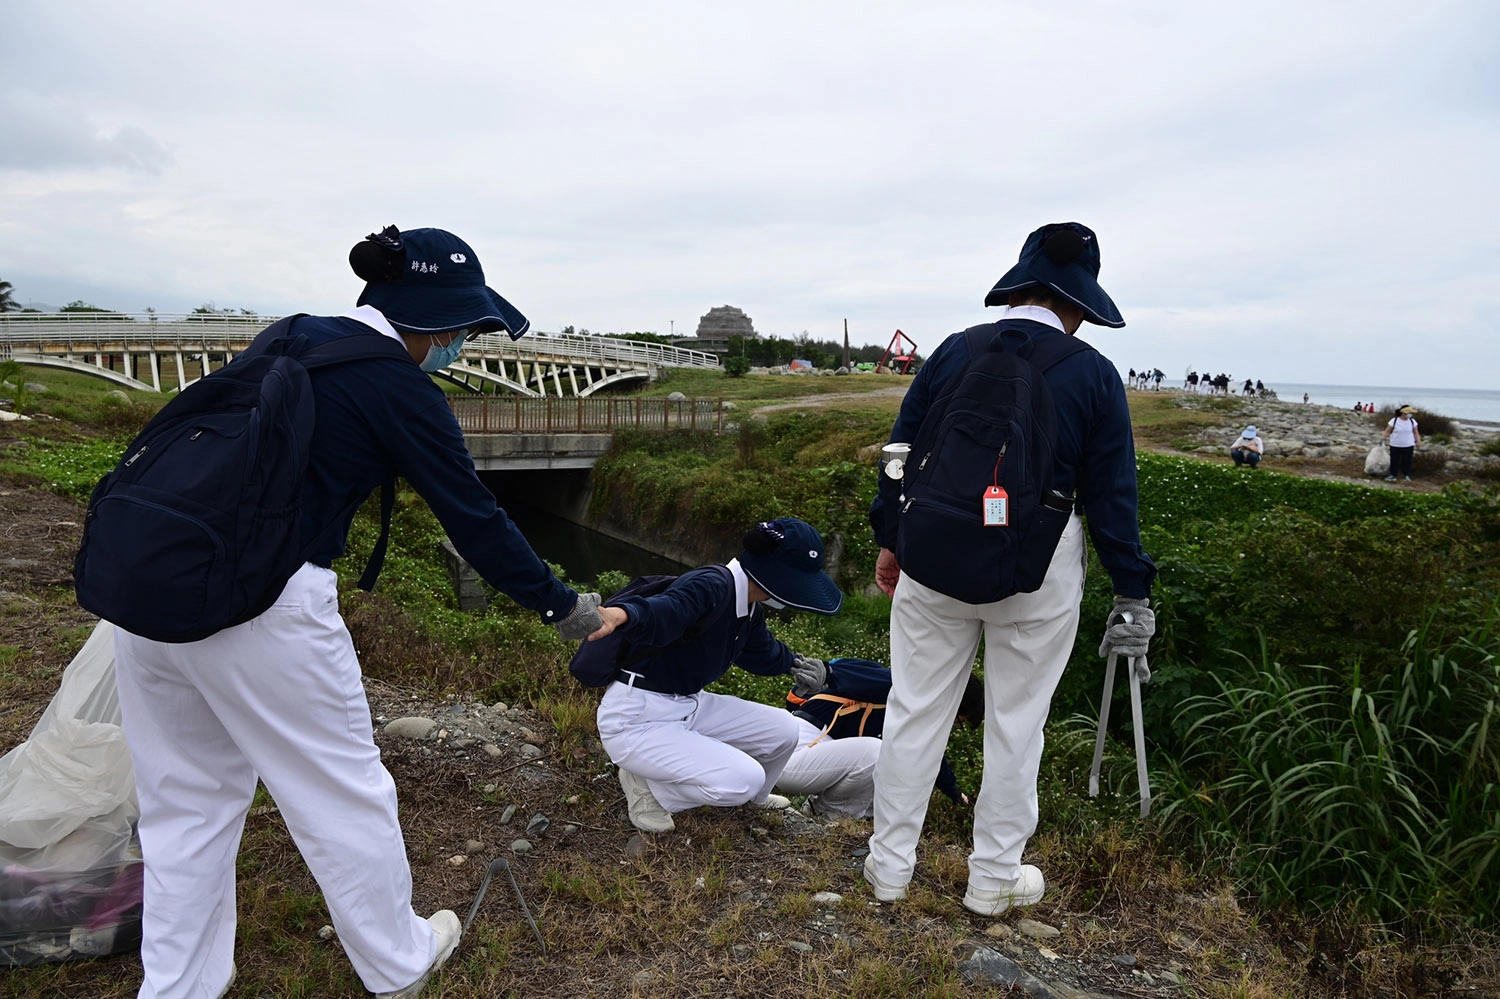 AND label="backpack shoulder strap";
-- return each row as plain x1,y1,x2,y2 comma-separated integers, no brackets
298,330,414,370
